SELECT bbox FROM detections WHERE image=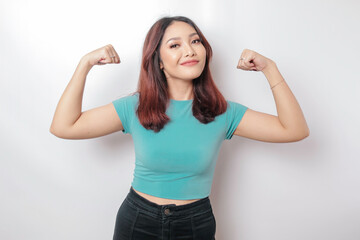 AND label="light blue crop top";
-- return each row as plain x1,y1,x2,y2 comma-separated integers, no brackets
112,93,248,200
